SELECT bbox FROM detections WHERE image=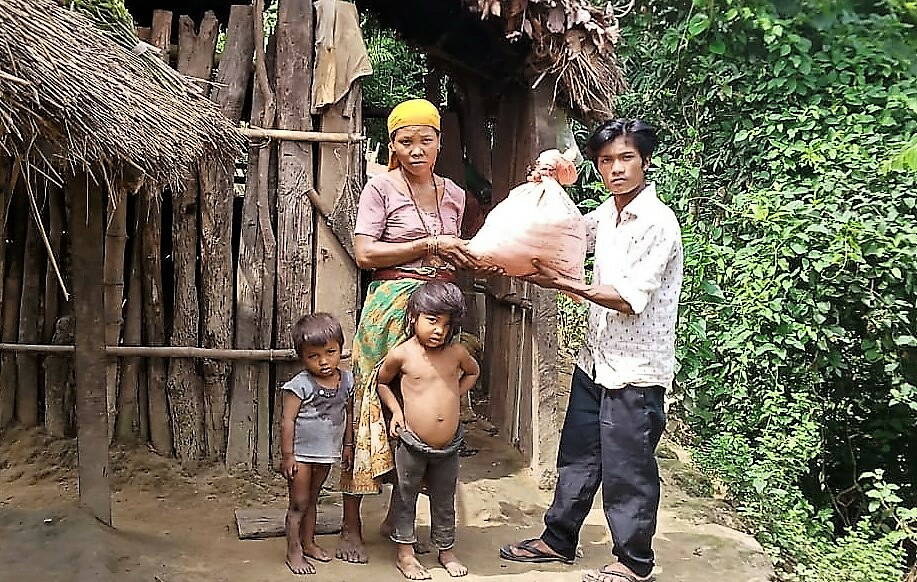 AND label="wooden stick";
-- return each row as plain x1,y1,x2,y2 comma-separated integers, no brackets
241,127,364,143
0,343,350,360
103,183,128,440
